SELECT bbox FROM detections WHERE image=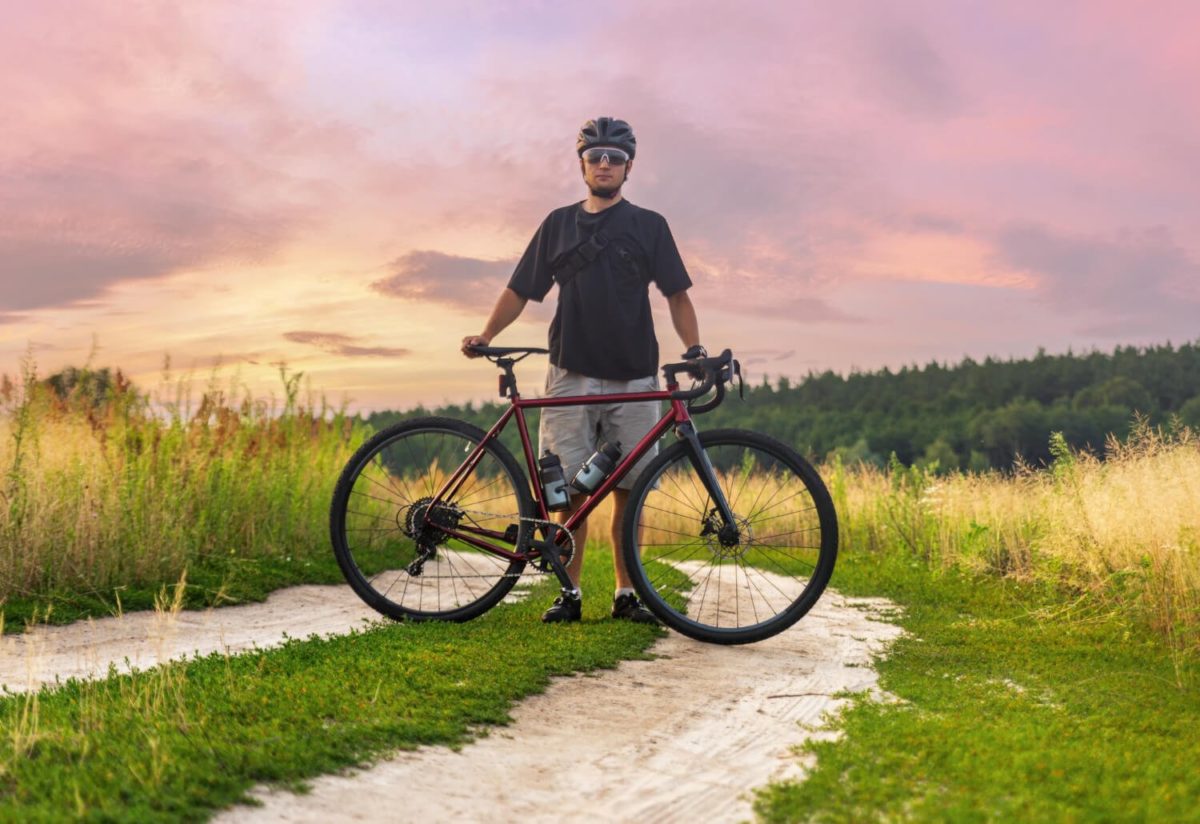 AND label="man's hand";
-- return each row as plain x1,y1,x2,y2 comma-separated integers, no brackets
461,334,491,358
681,344,708,380
462,289,528,358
